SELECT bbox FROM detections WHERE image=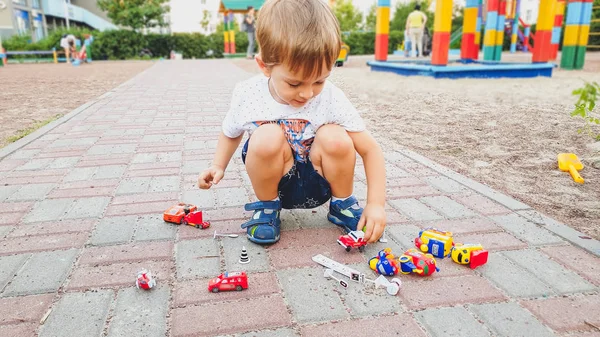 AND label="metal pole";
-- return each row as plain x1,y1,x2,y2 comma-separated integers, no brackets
64,0,70,29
